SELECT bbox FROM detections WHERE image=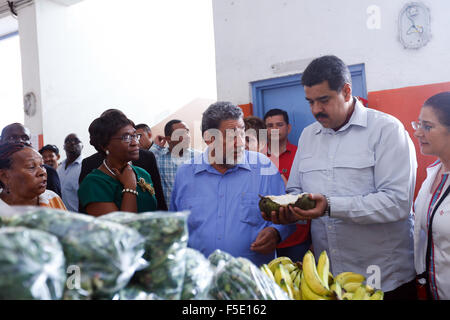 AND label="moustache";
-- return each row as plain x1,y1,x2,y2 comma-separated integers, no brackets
314,112,328,120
